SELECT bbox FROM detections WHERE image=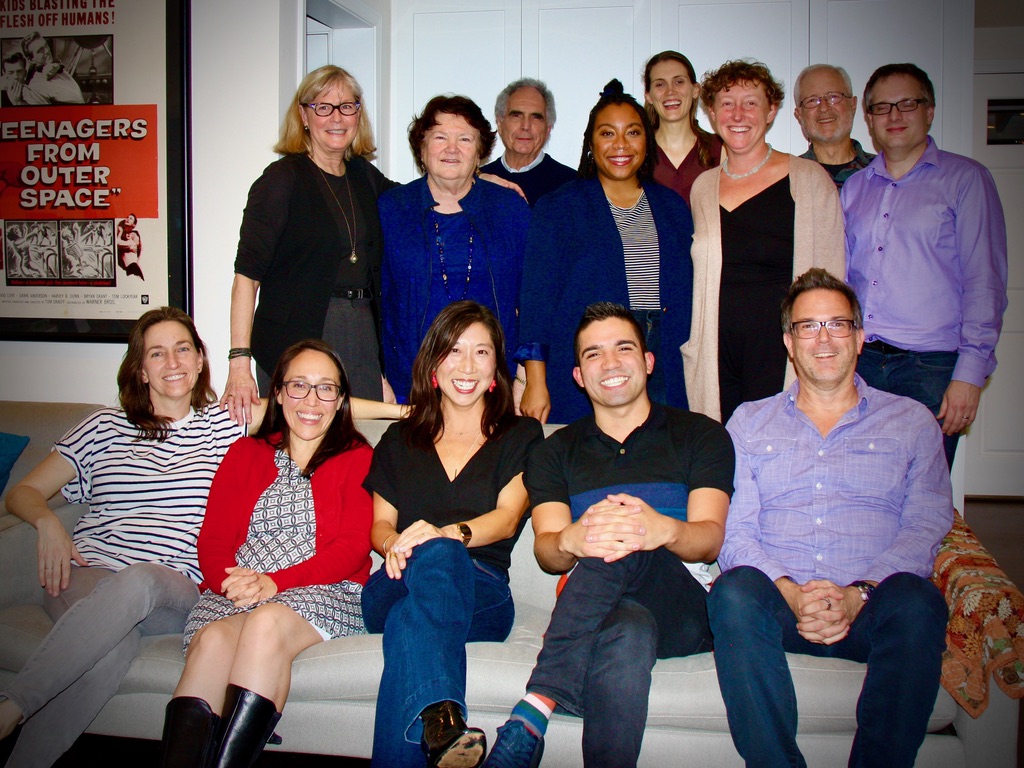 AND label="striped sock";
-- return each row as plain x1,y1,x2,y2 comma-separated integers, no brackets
509,693,554,738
